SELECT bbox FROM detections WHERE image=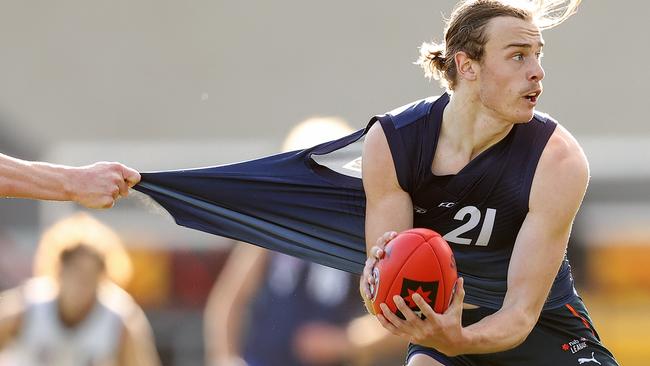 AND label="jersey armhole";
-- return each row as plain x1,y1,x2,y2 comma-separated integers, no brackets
521,119,558,211
370,115,412,193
